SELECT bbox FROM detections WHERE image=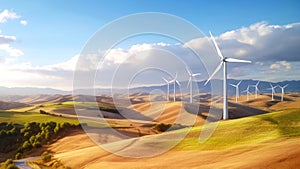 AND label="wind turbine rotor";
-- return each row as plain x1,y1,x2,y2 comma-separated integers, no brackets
204,61,223,86
209,31,224,60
